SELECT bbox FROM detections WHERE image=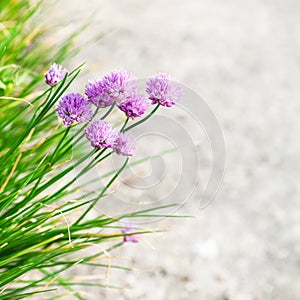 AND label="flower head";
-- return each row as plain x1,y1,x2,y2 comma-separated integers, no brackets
113,132,136,156
146,73,183,107
102,69,137,104
56,93,93,126
45,63,66,87
85,80,114,108
117,94,150,119
85,69,137,107
121,227,139,243
85,120,117,149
